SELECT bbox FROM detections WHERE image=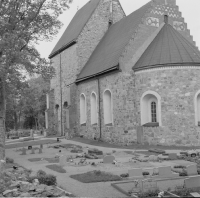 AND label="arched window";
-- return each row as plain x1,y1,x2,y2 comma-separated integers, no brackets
140,91,161,126
91,92,98,125
194,91,200,126
80,94,87,124
103,89,113,125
